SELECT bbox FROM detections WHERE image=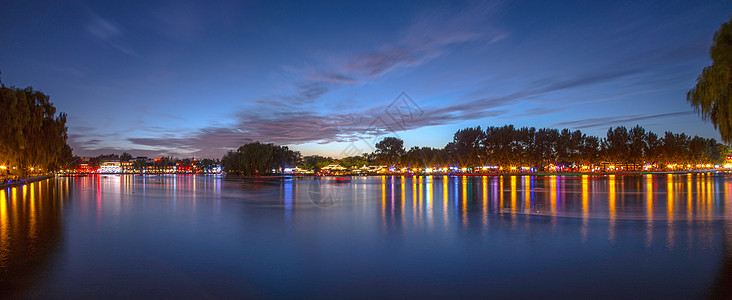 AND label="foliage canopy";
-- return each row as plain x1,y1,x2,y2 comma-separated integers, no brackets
688,17,732,143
